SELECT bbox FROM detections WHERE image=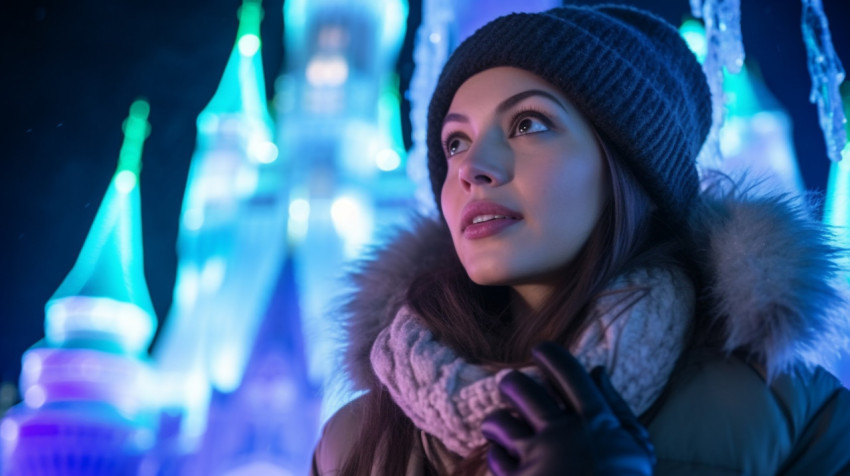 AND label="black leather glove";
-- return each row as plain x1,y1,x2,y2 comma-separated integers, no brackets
481,342,655,476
